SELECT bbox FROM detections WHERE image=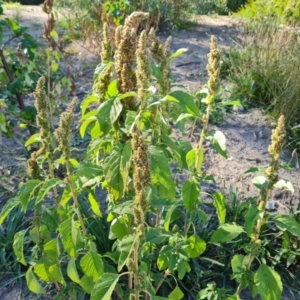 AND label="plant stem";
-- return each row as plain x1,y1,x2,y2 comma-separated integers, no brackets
155,269,169,293
47,50,54,131
236,188,270,295
195,106,211,173
133,240,140,299
184,221,192,236
128,273,133,291
47,156,60,211
66,162,87,235
0,48,25,109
